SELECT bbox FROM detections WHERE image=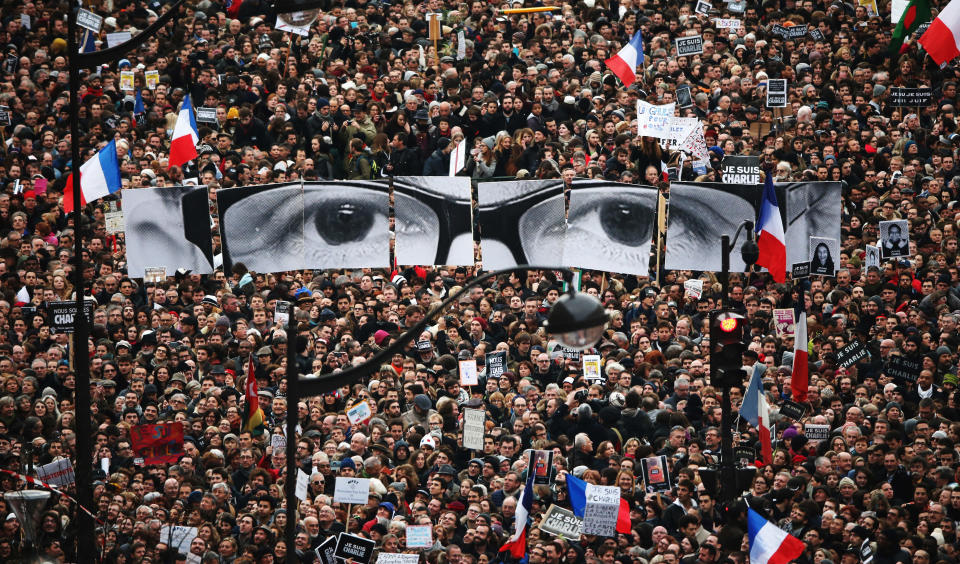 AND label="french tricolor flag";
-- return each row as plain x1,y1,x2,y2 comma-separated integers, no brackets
747,507,805,564
792,299,808,403
755,171,786,282
604,30,644,88
499,470,534,558
740,364,773,465
168,93,199,169
64,140,122,214
566,473,632,534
